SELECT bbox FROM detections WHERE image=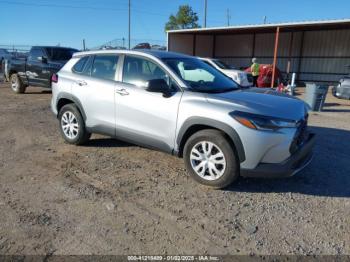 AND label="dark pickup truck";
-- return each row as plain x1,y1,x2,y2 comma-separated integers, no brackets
8,46,78,93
